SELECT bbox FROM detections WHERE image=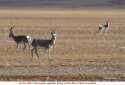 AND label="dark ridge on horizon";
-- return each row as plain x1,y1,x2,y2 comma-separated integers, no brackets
0,0,124,9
